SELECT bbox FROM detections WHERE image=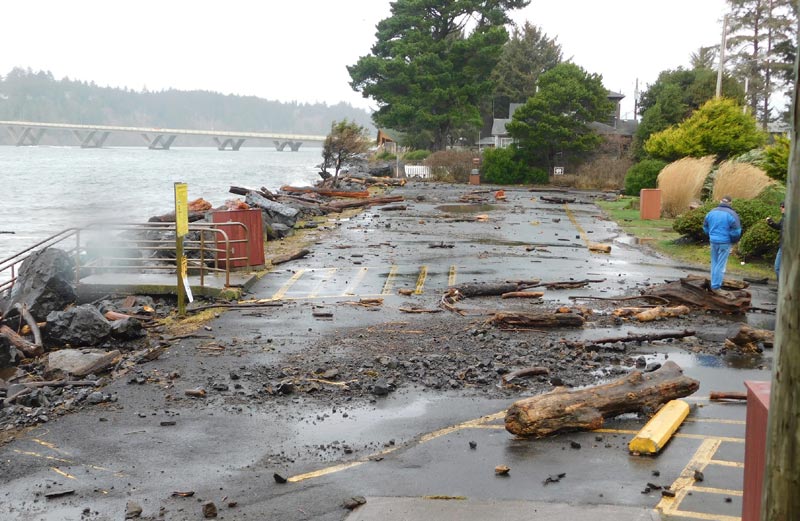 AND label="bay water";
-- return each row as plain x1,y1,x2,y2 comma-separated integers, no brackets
0,146,322,263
